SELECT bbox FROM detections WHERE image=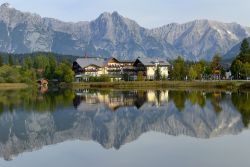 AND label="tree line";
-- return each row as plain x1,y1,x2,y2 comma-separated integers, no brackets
230,38,250,80
159,38,250,81
0,53,74,83
166,53,225,81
